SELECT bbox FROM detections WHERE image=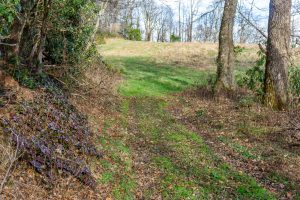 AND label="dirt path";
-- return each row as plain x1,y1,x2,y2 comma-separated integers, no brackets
71,77,298,199
127,98,164,200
